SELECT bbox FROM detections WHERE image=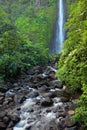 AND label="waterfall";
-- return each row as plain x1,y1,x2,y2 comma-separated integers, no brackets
58,0,64,51
50,0,65,54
